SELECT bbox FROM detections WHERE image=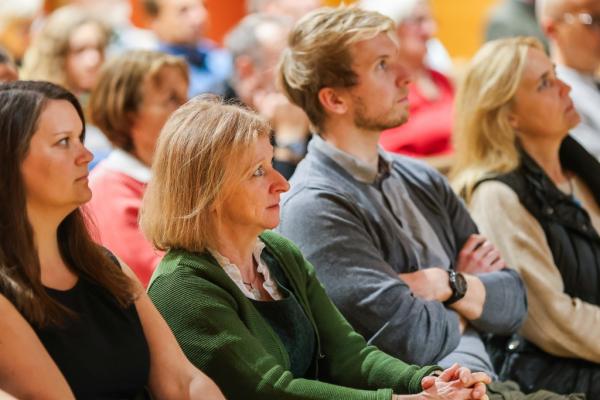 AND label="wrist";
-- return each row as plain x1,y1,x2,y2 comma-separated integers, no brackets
443,269,467,306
